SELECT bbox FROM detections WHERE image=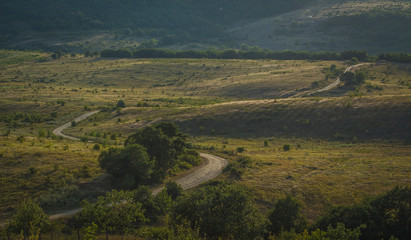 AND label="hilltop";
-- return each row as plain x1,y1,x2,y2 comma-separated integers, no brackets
1,0,411,53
